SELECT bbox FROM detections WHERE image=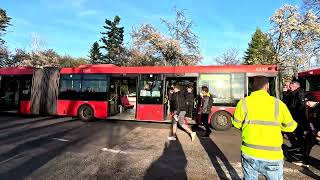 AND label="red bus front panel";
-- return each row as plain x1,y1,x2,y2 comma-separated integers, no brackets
136,104,163,121
20,101,31,114
57,100,108,119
